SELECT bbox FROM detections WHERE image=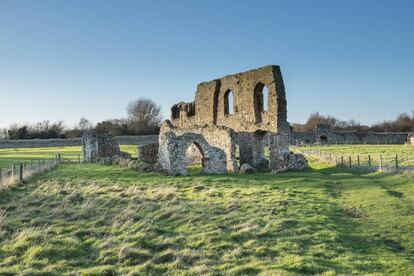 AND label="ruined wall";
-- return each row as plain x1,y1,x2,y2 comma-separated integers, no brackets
157,120,238,176
315,124,331,144
362,132,409,144
82,131,131,164
164,65,291,173
137,143,159,164
408,133,414,145
170,65,288,135
289,132,315,145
